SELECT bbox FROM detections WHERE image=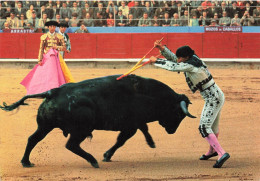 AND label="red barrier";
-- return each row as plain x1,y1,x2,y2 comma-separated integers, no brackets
0,33,259,59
